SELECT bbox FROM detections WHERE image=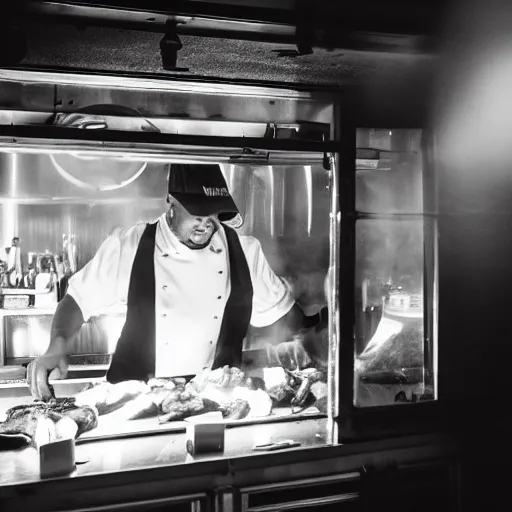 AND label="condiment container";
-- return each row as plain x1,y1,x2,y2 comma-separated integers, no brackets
185,411,225,455
39,439,76,479
36,416,78,478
